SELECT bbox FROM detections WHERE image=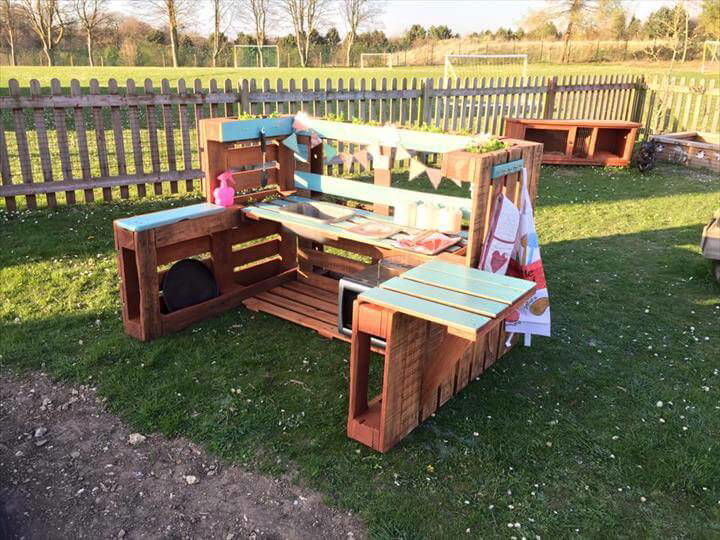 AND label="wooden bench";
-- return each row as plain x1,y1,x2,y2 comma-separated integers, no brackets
348,260,536,452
